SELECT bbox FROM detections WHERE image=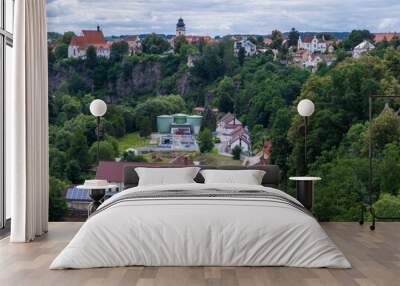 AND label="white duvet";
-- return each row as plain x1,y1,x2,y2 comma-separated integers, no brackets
50,183,351,269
